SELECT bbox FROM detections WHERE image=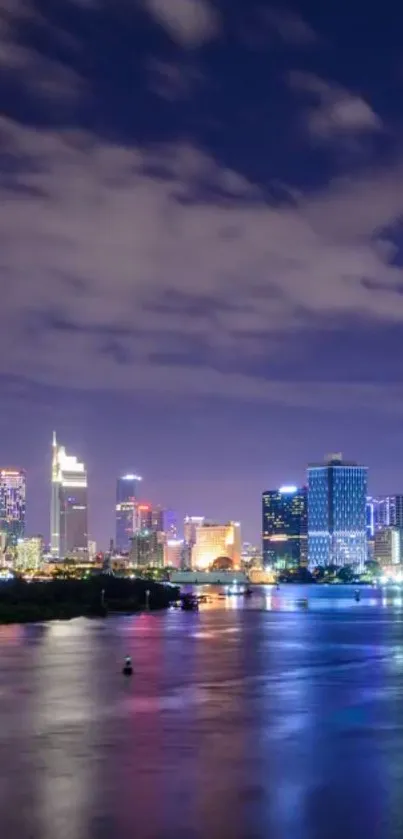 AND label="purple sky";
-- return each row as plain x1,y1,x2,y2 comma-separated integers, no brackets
2,0,403,547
